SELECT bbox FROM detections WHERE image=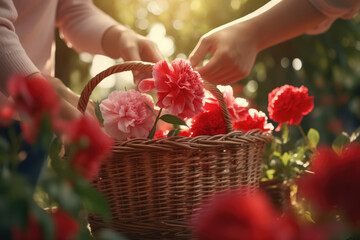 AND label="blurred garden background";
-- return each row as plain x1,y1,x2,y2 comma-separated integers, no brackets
55,0,360,144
